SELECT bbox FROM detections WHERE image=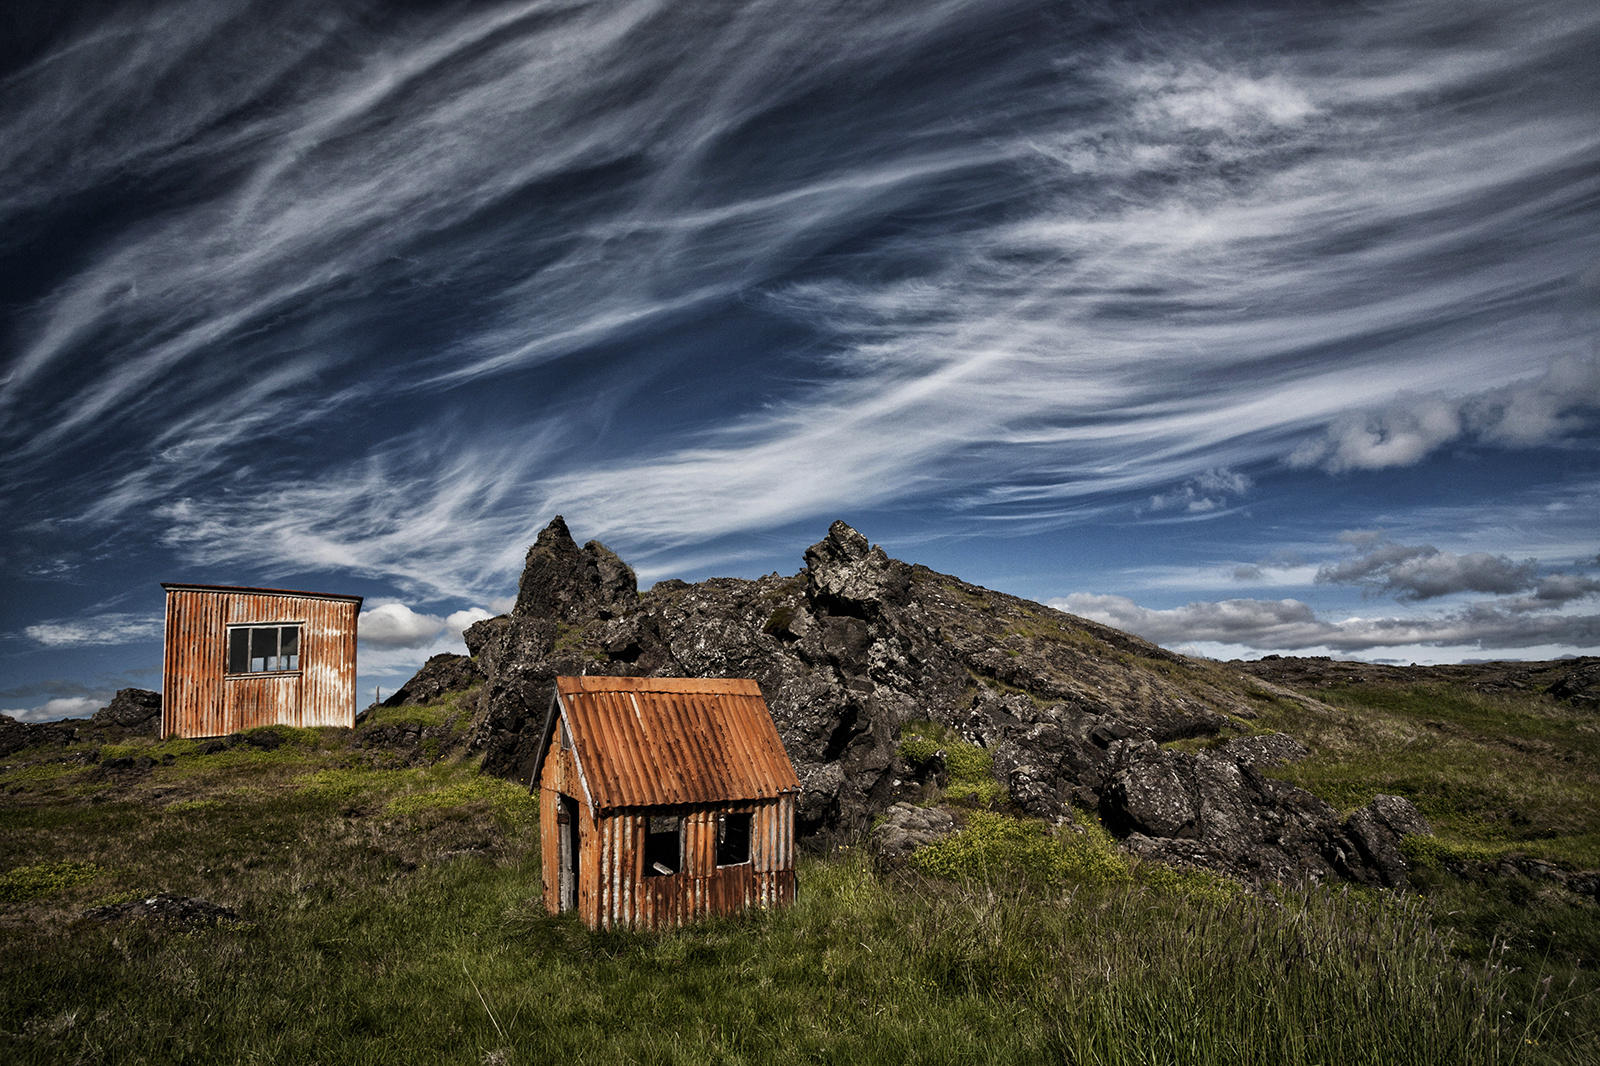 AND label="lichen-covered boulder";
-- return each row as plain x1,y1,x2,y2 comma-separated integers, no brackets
869,803,958,868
